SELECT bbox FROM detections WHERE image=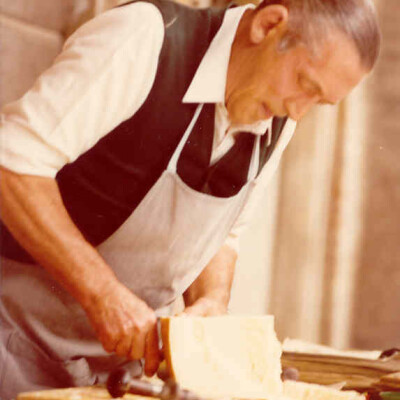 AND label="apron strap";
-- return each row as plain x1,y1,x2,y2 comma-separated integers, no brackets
246,118,271,181
247,134,261,181
168,104,204,173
